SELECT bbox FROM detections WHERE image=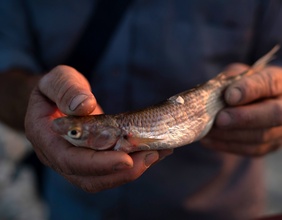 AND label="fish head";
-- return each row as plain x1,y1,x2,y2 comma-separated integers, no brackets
51,116,88,147
51,115,122,150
